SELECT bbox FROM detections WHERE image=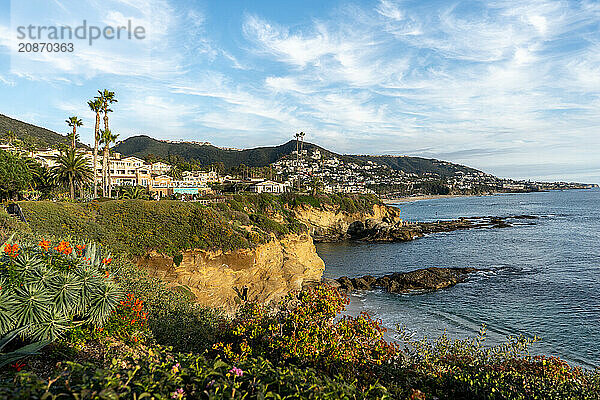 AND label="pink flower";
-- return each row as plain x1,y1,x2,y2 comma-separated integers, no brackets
229,366,243,377
171,388,185,399
171,362,180,373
